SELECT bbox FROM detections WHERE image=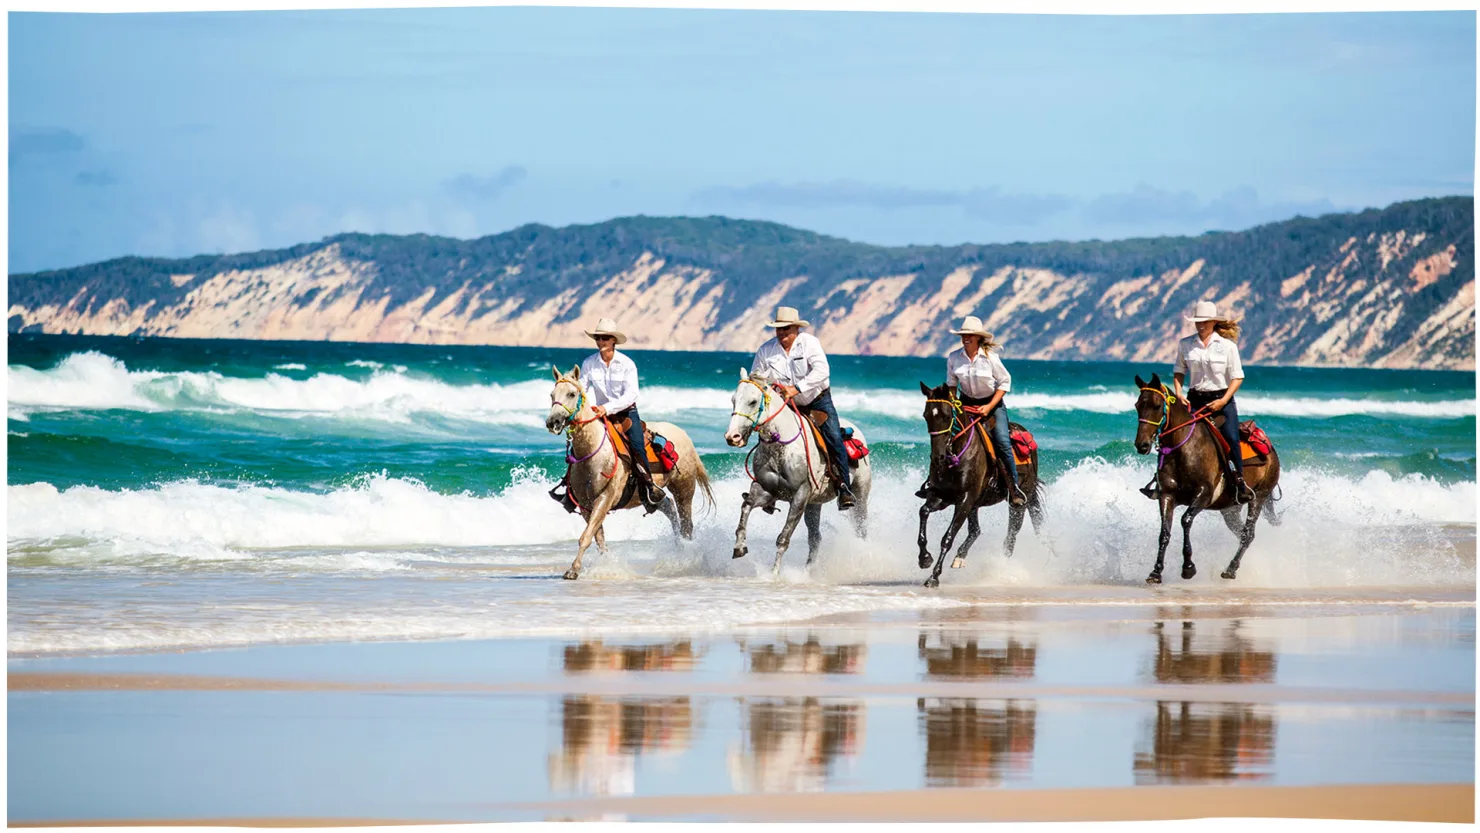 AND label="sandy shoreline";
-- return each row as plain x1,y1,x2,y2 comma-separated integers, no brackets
13,784,1474,825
